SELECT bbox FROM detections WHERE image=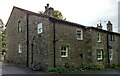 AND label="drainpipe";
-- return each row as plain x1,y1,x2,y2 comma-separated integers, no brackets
53,21,56,67
31,36,35,64
107,32,110,68
26,14,29,67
